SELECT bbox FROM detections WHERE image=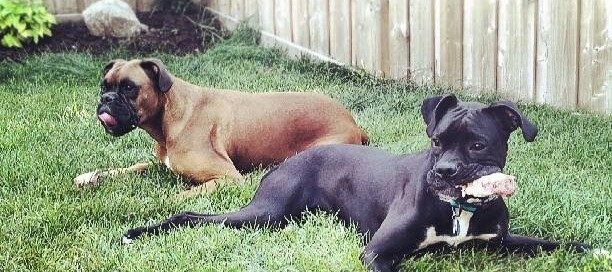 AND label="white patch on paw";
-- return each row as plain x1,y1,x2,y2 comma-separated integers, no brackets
122,236,134,245
73,171,100,187
592,248,611,259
